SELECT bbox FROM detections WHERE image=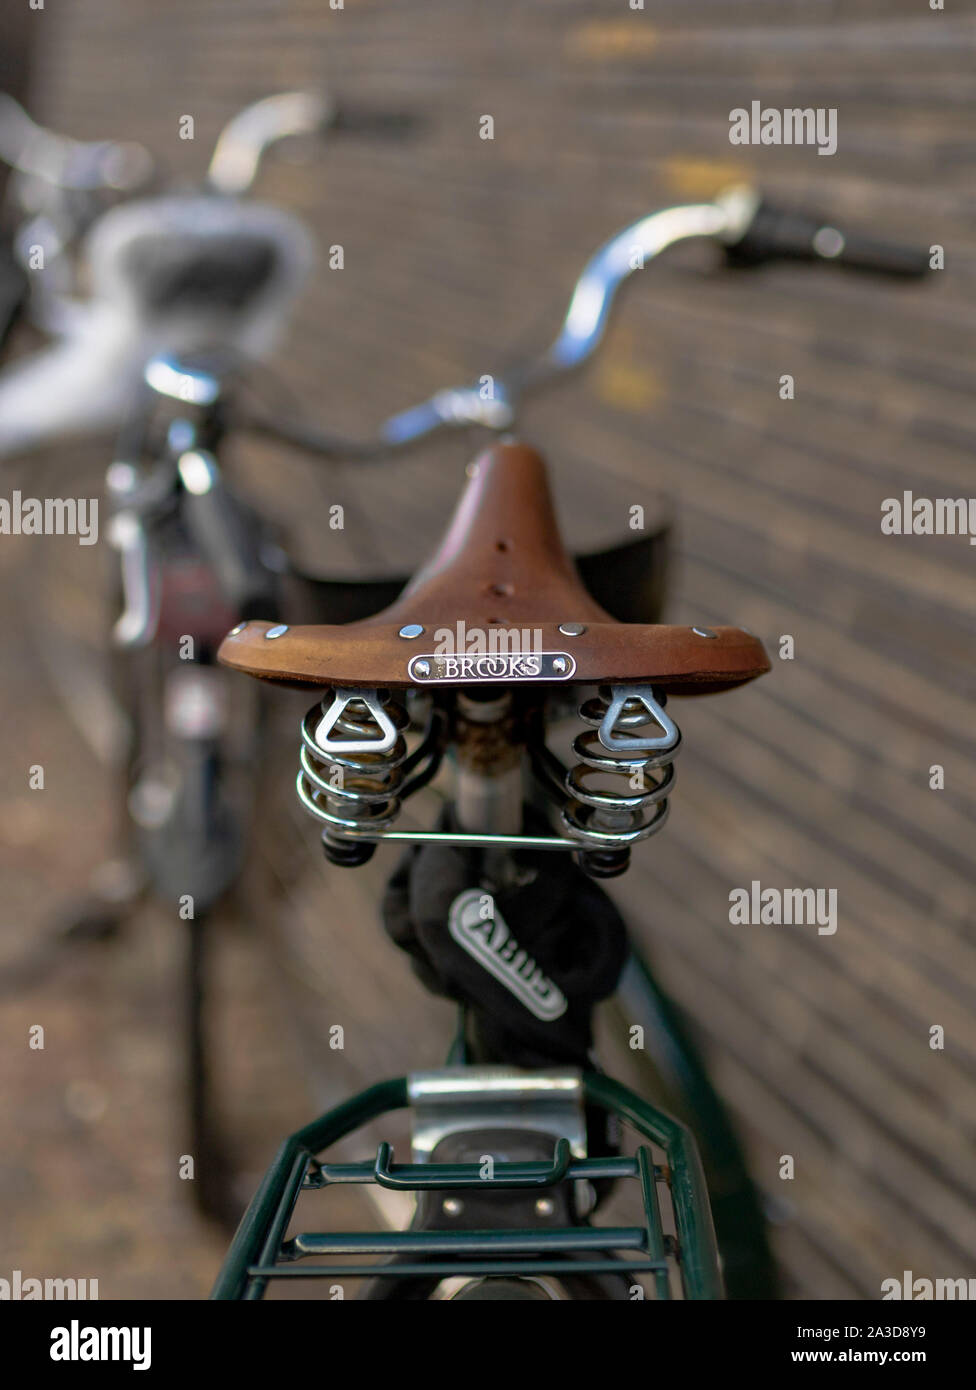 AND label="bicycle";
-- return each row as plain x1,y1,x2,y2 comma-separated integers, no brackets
0,94,931,1285
0,88,419,1224
0,88,673,1230
195,191,930,1300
